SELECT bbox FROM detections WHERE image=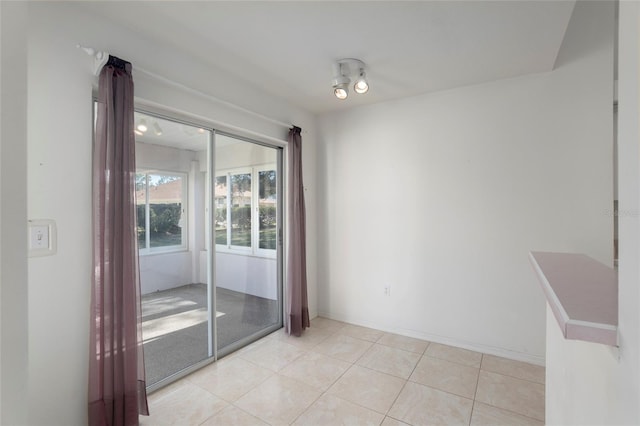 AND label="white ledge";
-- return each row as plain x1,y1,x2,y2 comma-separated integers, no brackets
529,251,618,346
